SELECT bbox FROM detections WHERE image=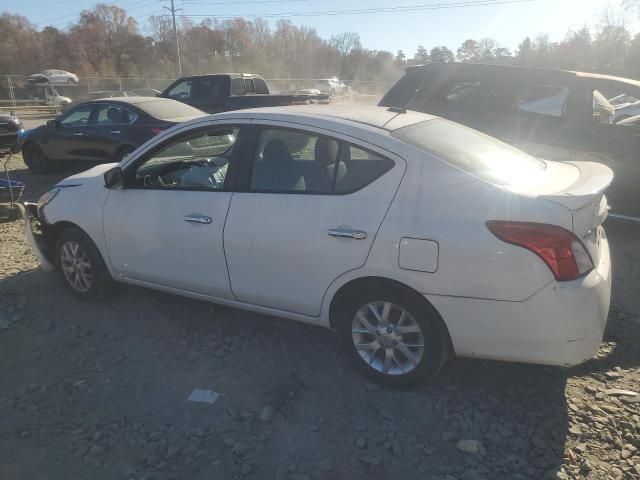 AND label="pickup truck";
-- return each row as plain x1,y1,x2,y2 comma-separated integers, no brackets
379,63,640,219
159,73,328,114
